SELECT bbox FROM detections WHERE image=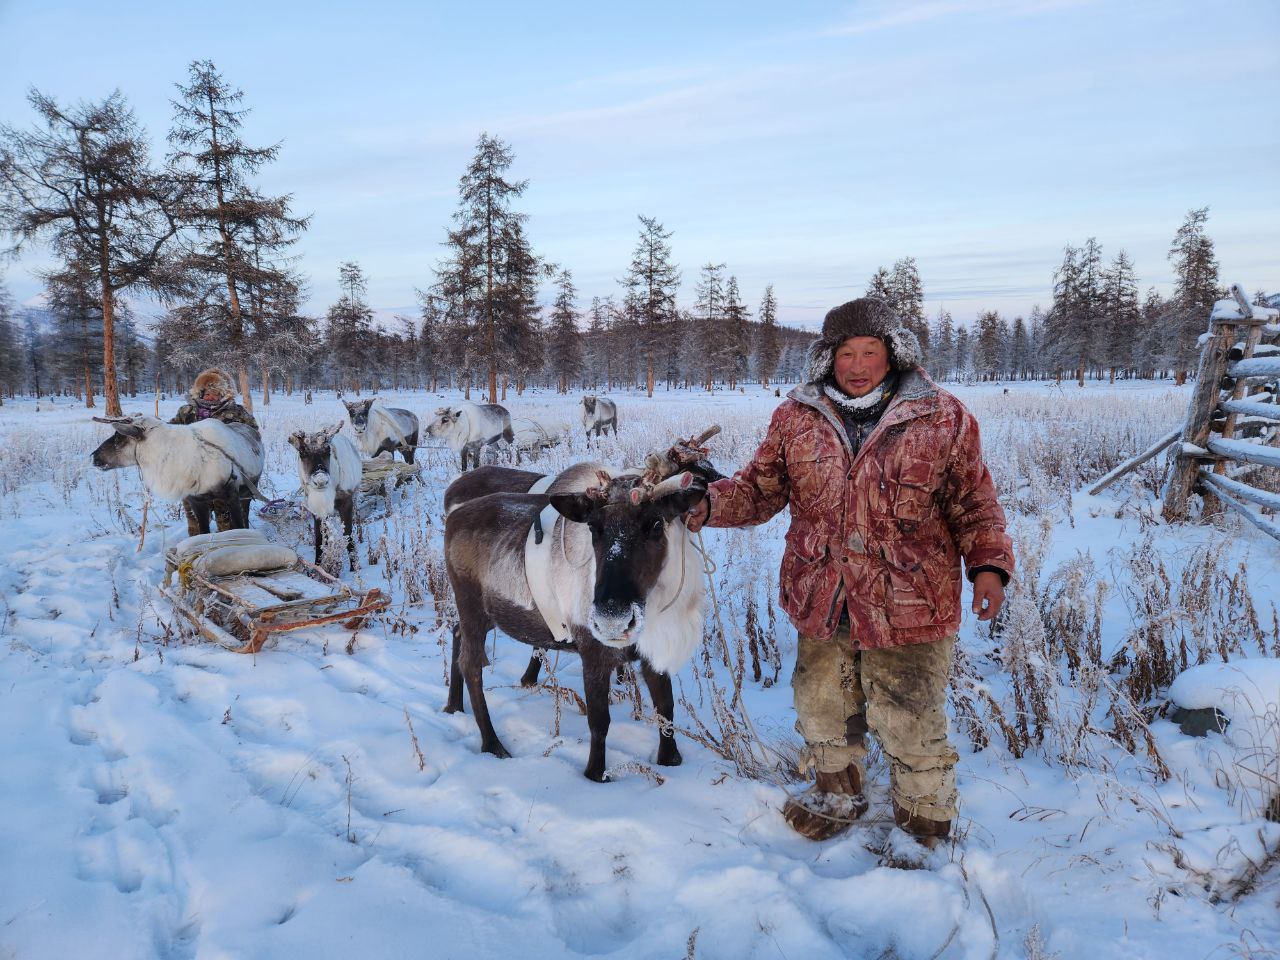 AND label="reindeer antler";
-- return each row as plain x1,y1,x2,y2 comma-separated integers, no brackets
642,424,721,485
